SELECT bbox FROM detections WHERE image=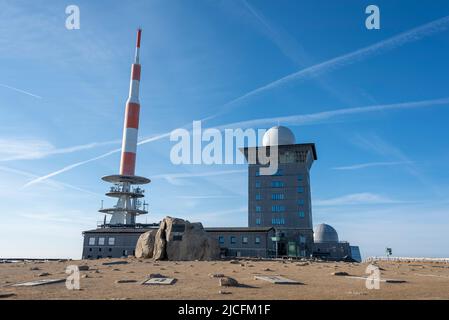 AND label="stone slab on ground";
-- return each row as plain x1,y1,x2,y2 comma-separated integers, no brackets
11,279,66,287
332,271,350,276
254,275,301,284
102,261,128,266
115,279,138,284
0,292,16,298
142,277,176,285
